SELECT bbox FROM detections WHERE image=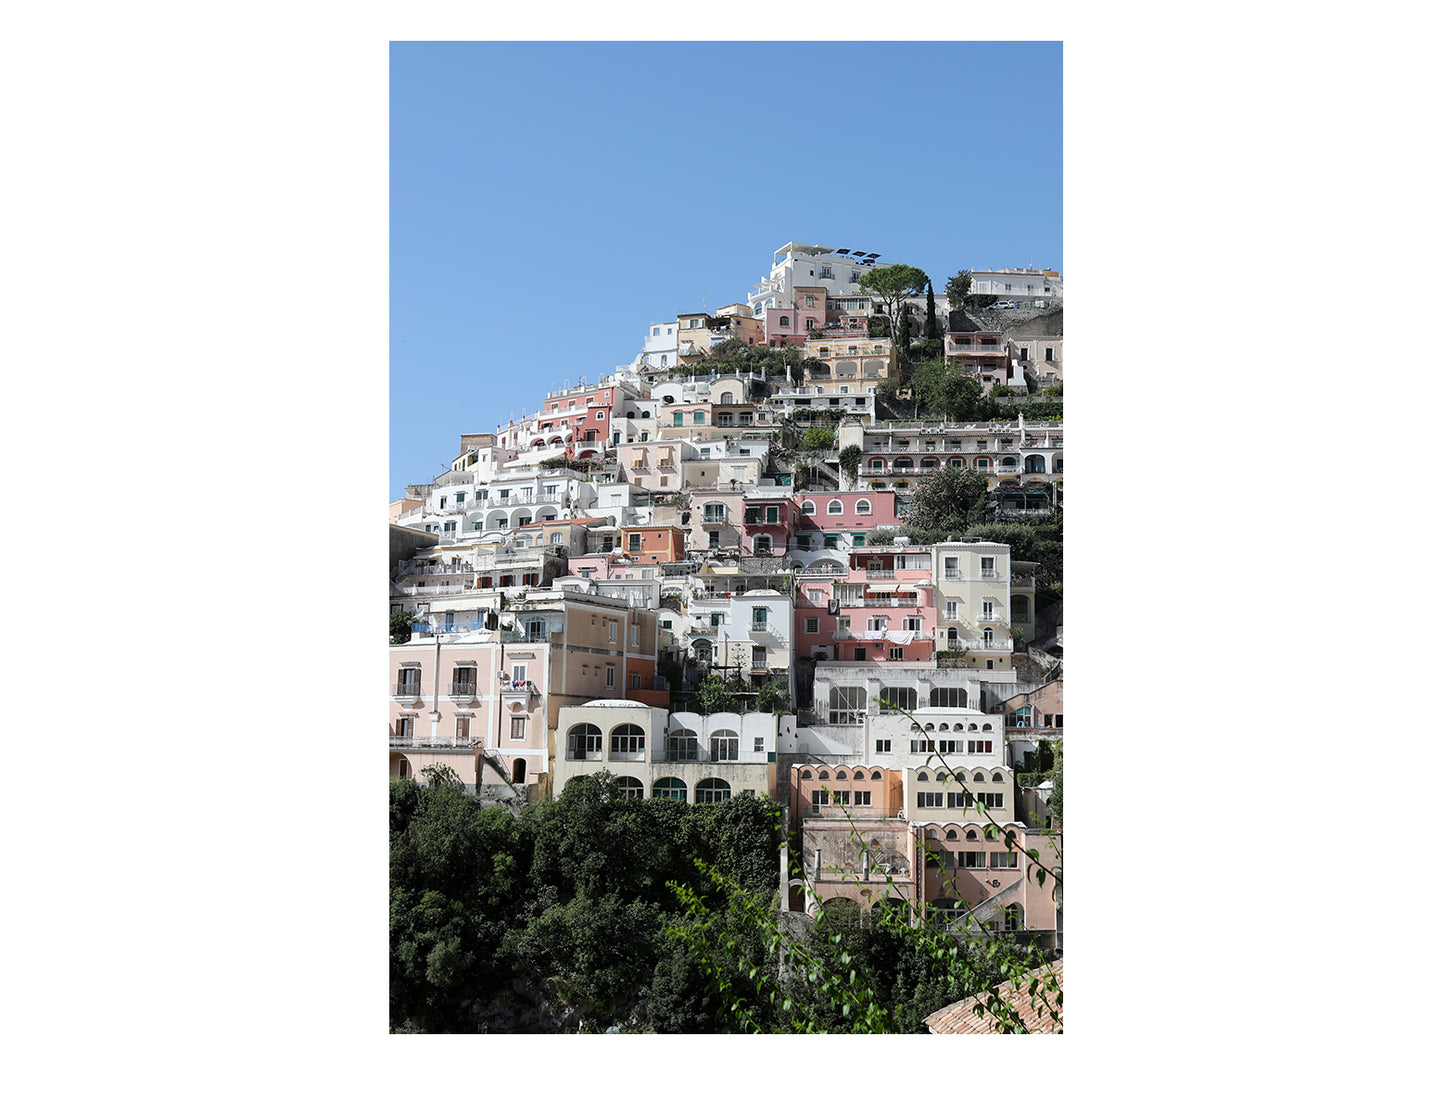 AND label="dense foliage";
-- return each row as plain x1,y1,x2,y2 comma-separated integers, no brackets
390,772,783,1032
389,610,416,645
